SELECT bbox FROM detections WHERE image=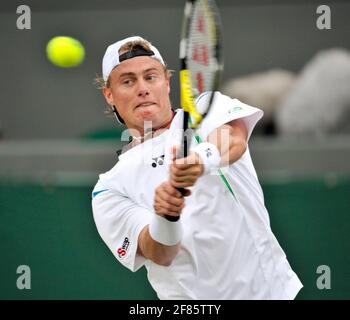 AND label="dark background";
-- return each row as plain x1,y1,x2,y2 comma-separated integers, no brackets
0,0,349,139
